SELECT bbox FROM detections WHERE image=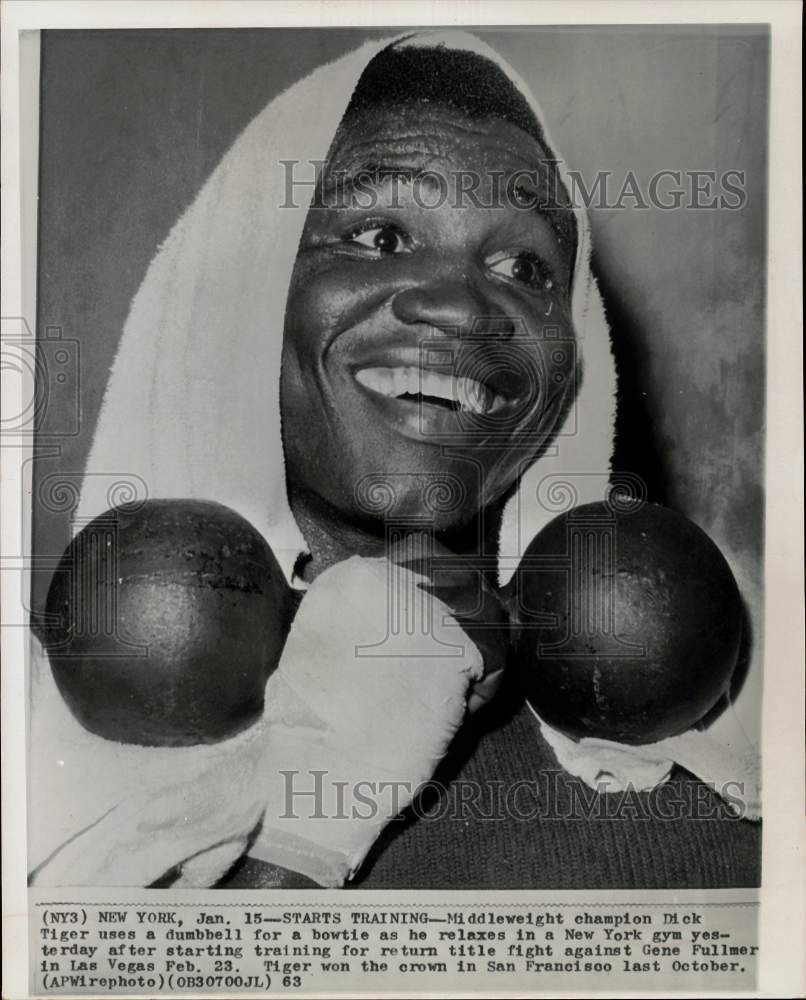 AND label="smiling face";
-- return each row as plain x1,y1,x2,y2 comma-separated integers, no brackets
280,101,577,545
